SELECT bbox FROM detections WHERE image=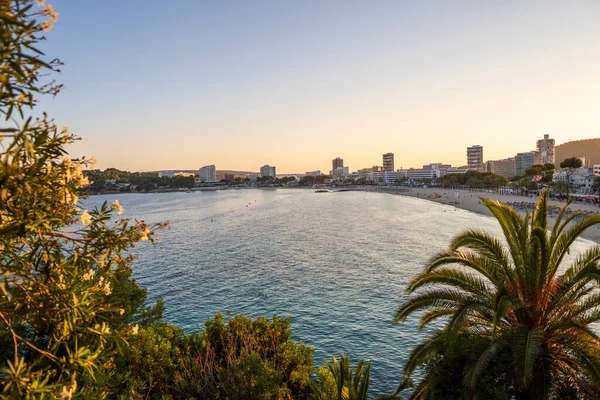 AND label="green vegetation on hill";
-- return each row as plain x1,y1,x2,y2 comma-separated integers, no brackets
85,168,196,192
